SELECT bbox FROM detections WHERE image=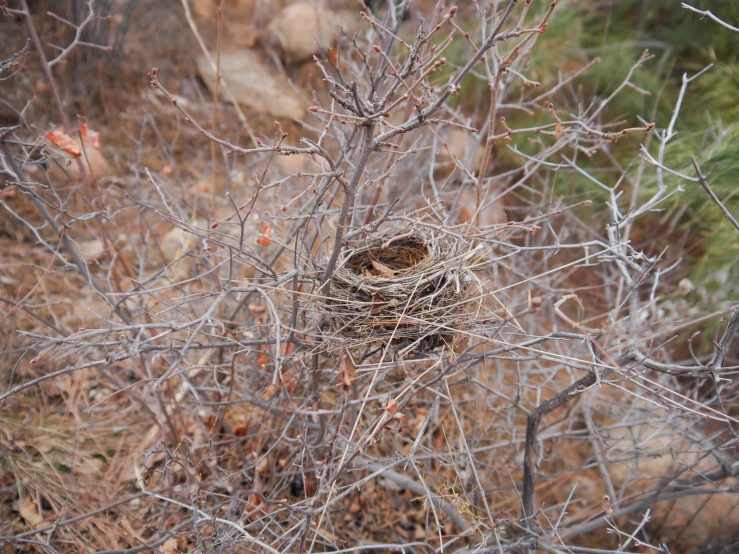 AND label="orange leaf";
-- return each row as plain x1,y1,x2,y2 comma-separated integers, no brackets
261,383,278,400
79,124,100,150
282,373,298,392
46,130,81,157
257,221,272,247
327,47,338,66
337,351,356,392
